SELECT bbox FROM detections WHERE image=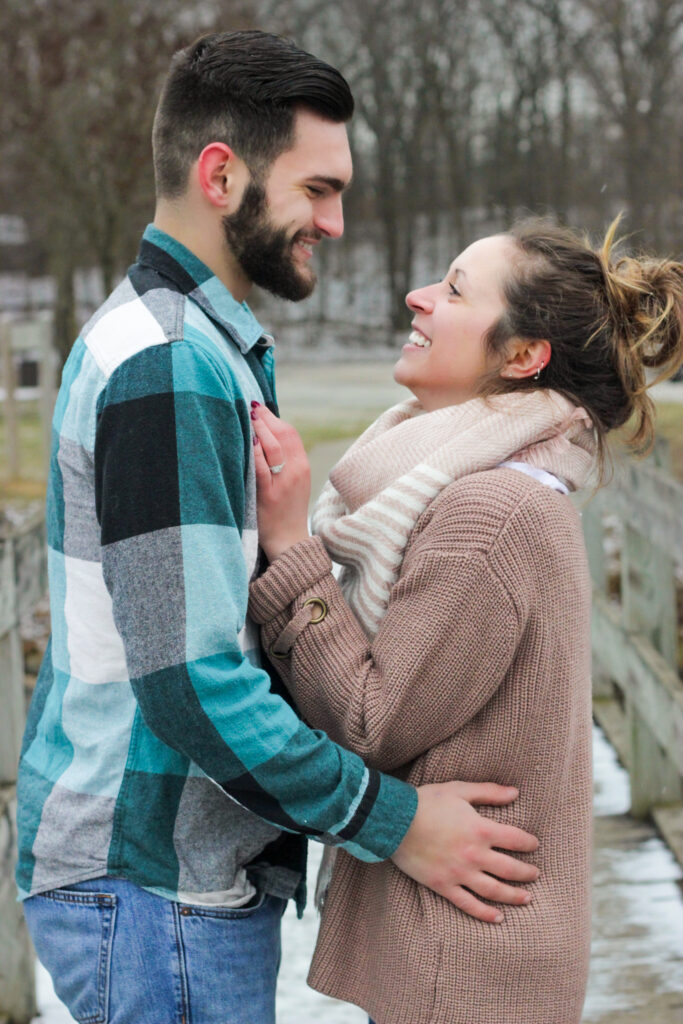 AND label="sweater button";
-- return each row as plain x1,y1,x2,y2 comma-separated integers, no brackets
304,597,328,623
